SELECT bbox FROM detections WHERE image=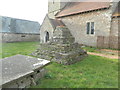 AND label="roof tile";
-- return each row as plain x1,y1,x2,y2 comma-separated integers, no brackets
56,2,110,17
